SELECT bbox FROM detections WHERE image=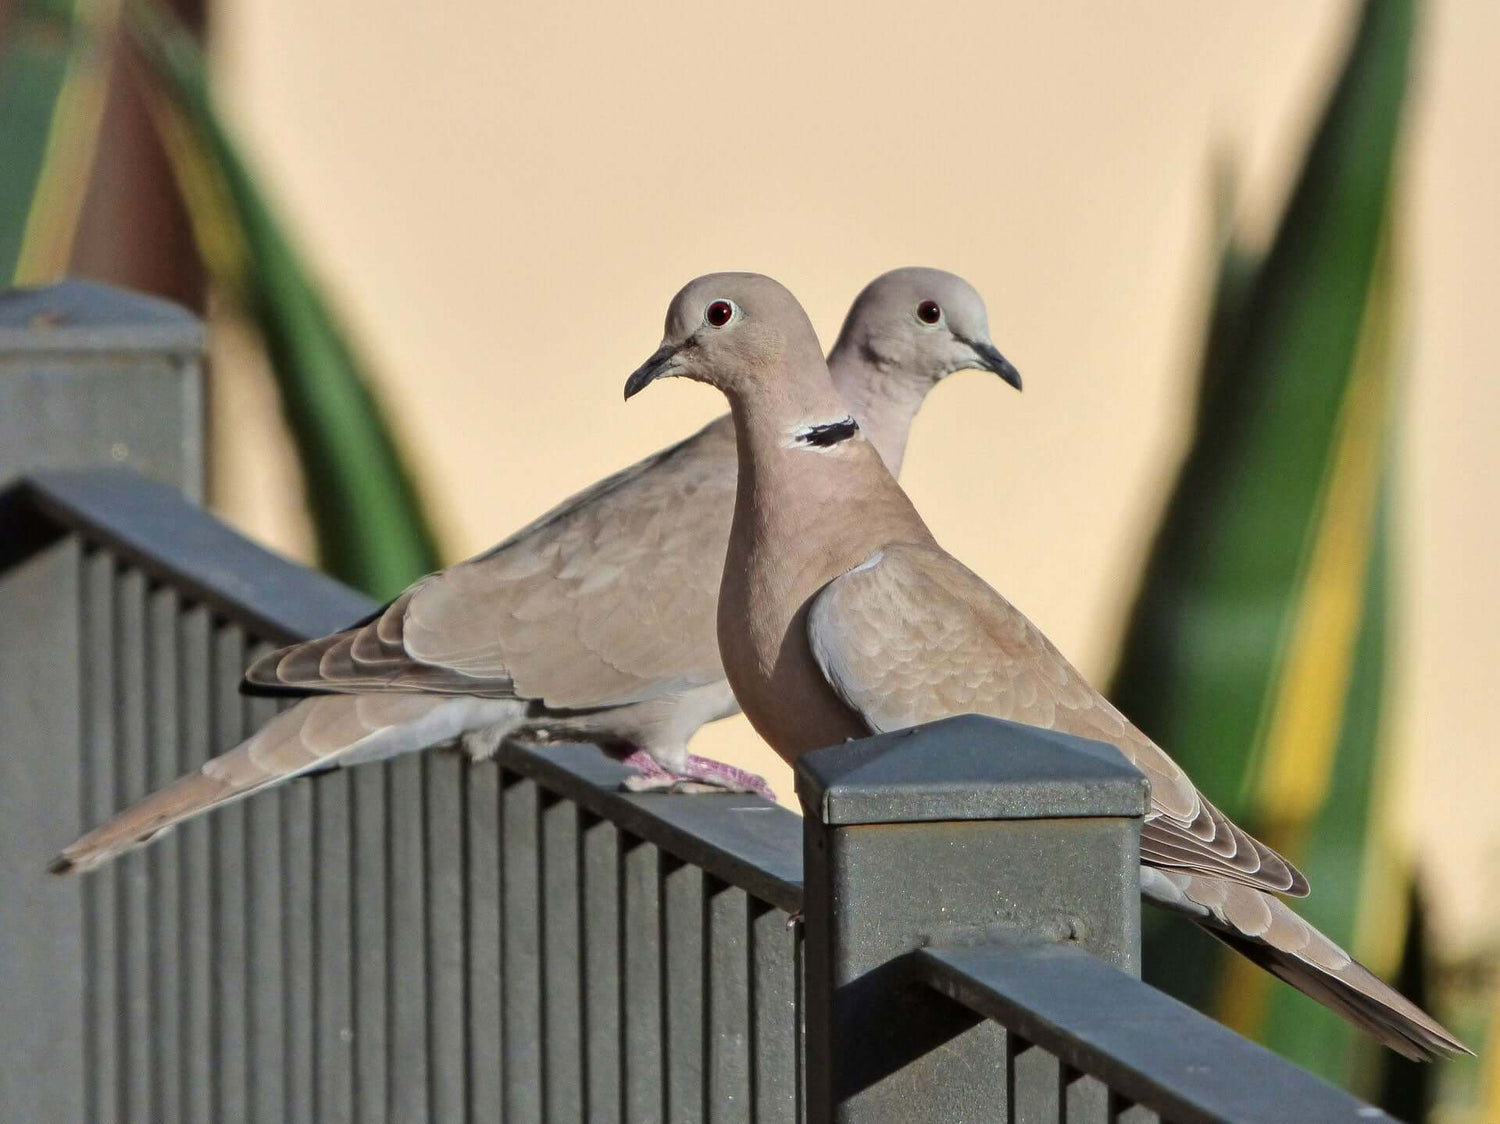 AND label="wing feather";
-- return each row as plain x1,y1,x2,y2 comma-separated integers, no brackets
808,543,1307,897
244,419,736,709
